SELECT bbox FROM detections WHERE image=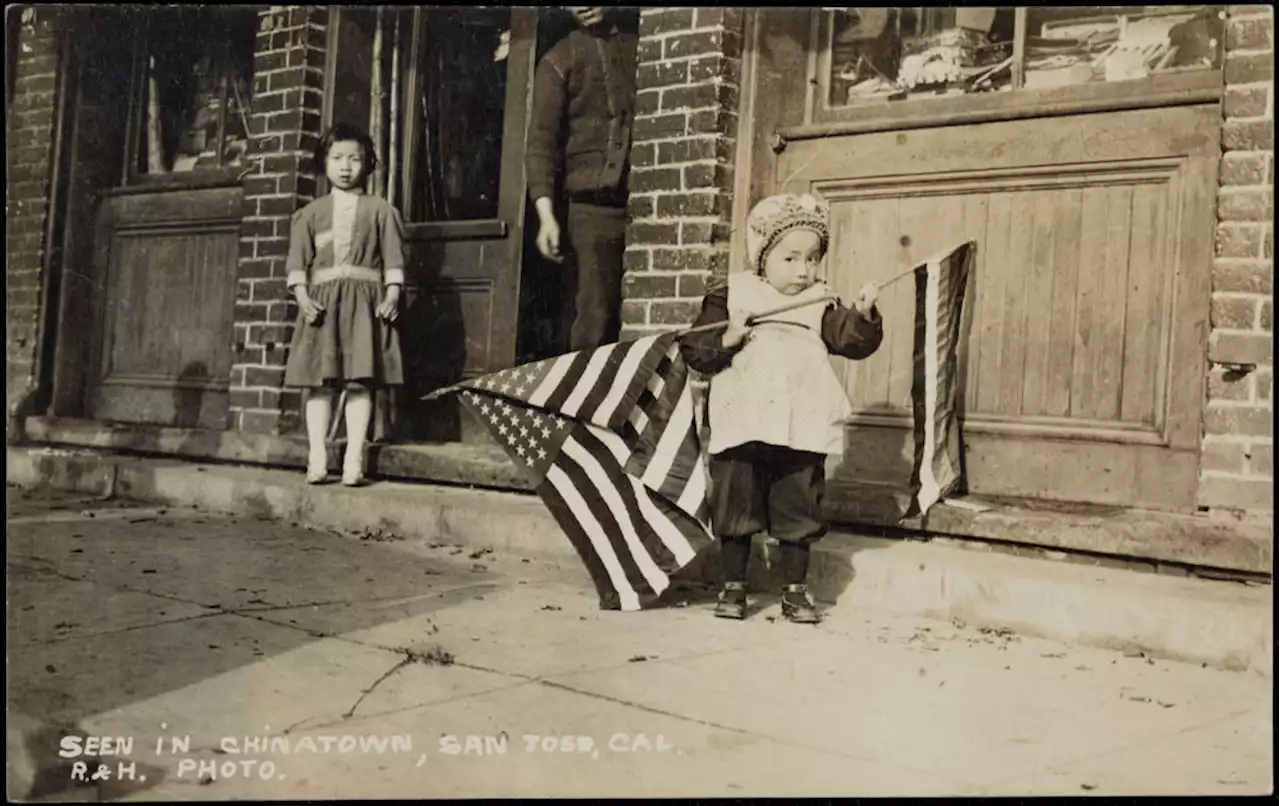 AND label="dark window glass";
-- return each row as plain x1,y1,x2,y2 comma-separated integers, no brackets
405,8,508,221
135,7,255,175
